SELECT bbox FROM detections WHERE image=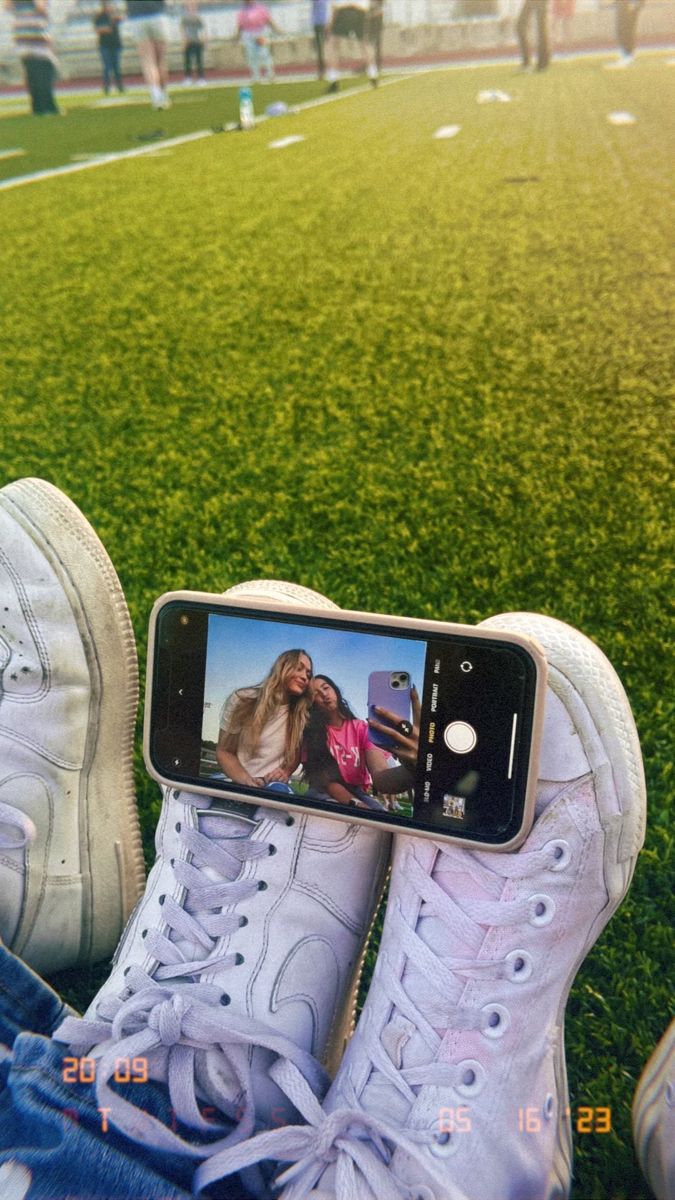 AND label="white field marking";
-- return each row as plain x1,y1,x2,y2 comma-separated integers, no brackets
268,133,305,149
90,95,149,108
433,124,461,139
0,147,25,160
0,128,209,191
477,89,512,102
70,152,113,161
607,111,637,125
129,147,175,156
71,147,174,160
